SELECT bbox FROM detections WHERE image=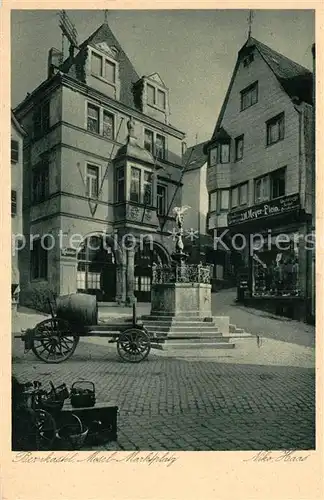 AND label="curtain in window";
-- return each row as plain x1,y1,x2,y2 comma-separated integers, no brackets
130,168,141,202
103,111,114,139
87,105,99,134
